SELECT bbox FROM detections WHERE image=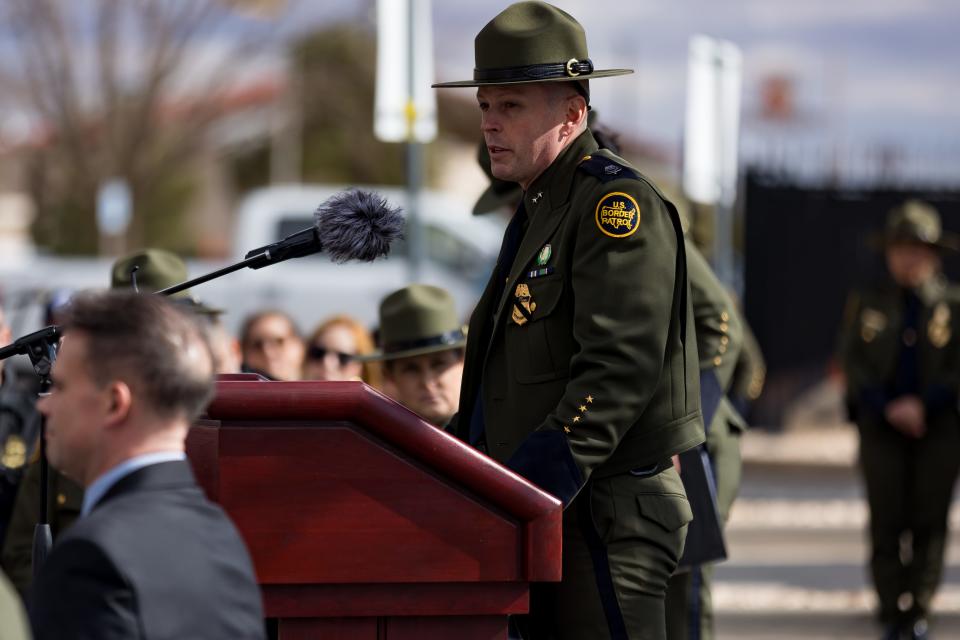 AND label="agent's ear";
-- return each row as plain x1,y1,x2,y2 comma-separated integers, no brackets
103,380,133,428
561,93,588,136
